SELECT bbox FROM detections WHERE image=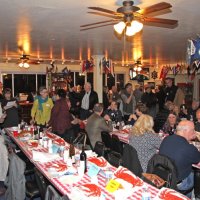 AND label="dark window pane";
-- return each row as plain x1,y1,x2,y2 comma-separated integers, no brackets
14,74,36,96
107,74,115,89
3,74,12,90
116,74,124,90
75,72,85,87
87,73,93,87
37,74,46,90
103,74,106,87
